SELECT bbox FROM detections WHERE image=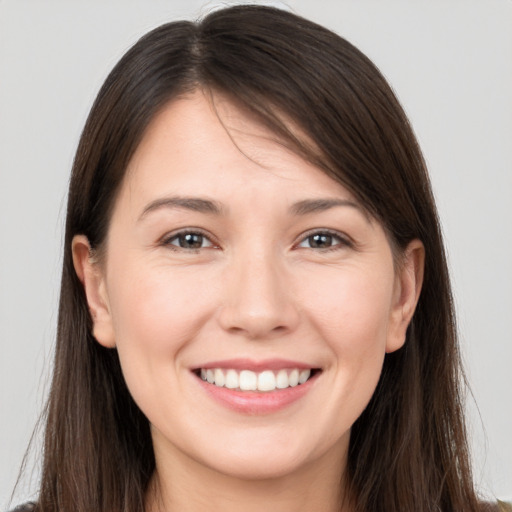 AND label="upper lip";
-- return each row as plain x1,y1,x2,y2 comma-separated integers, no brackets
192,358,318,372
